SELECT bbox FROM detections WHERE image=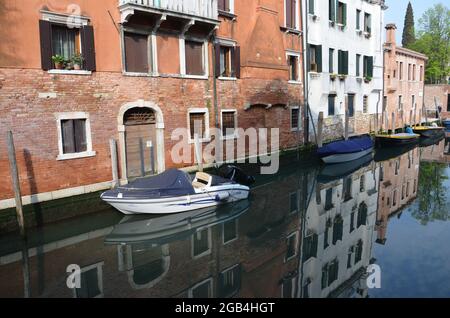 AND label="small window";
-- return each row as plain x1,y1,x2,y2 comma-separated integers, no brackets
338,50,348,75
398,95,403,110
219,46,235,78
357,202,368,228
360,175,366,192
56,113,95,160
343,177,352,201
286,0,298,29
302,233,318,261
350,211,355,233
337,2,347,26
347,94,355,117
356,54,361,77
363,95,369,113
420,65,423,81
356,9,361,30
329,48,335,73
291,107,300,130
189,278,212,298
413,64,416,81
308,45,322,72
74,263,104,298
124,32,150,73
393,190,397,207
287,54,300,82
308,0,314,15
219,265,241,298
221,110,237,138
327,260,339,285
363,56,373,78
355,240,363,264
218,0,232,13
402,184,406,200
395,159,400,175
408,64,411,81
185,40,205,76
192,228,211,258
364,13,371,34
328,95,336,116
223,219,238,244
324,219,331,249
325,188,333,210
189,110,208,141
412,95,415,109
332,215,343,244
347,247,354,268
286,232,298,261
399,62,403,80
